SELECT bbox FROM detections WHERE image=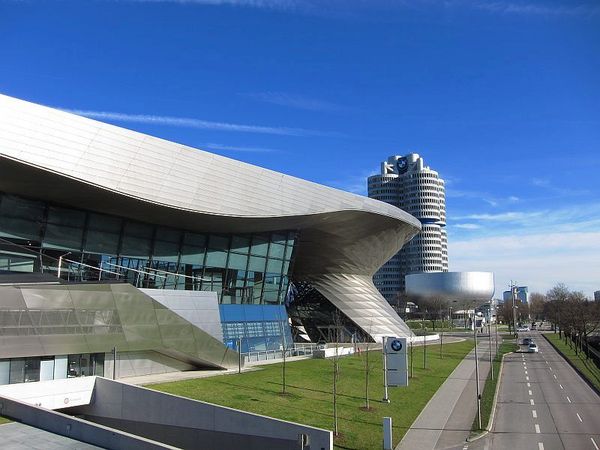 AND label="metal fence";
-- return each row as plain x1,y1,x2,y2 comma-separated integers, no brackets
243,343,317,363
